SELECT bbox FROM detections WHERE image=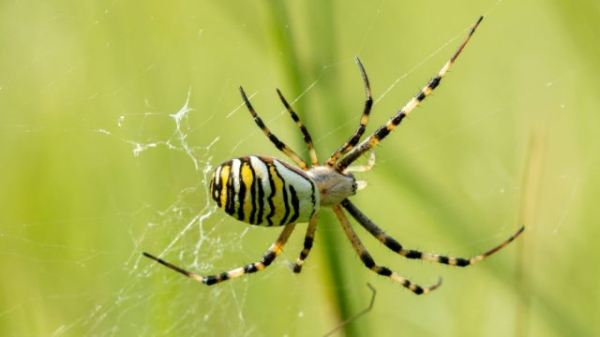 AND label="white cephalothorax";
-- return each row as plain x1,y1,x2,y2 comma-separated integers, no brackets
306,166,356,207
